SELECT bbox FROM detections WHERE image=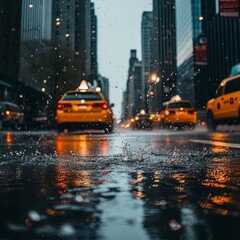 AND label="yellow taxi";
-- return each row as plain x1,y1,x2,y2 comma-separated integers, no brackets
206,72,240,131
159,100,197,129
56,81,114,133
